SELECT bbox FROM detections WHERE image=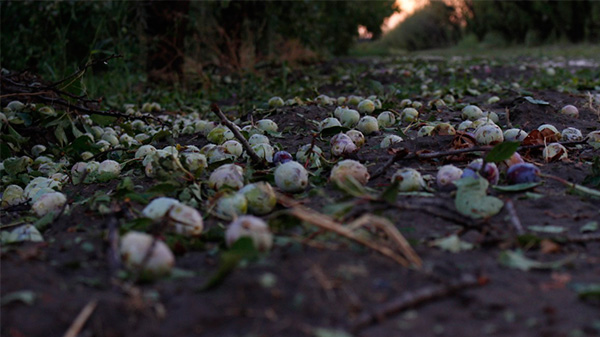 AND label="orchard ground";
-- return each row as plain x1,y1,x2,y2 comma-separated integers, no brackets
2,47,600,337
